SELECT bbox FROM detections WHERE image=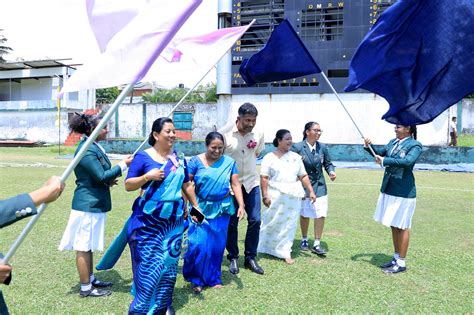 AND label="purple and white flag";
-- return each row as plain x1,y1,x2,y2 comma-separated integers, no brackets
60,0,202,94
142,24,253,88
